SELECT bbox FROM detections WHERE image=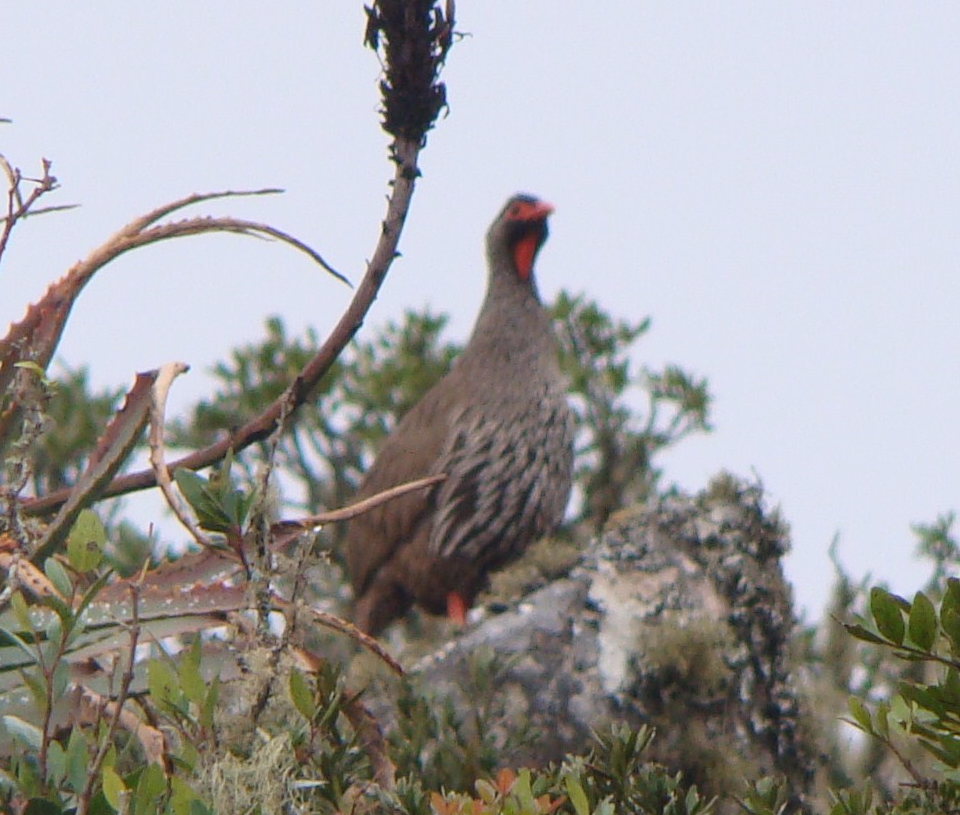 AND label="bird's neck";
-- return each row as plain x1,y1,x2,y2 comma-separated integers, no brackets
460,264,558,377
